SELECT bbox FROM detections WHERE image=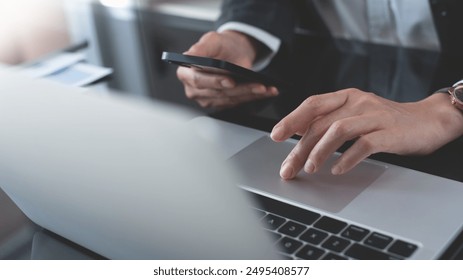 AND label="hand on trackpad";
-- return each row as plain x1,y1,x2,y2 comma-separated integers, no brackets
228,137,386,213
